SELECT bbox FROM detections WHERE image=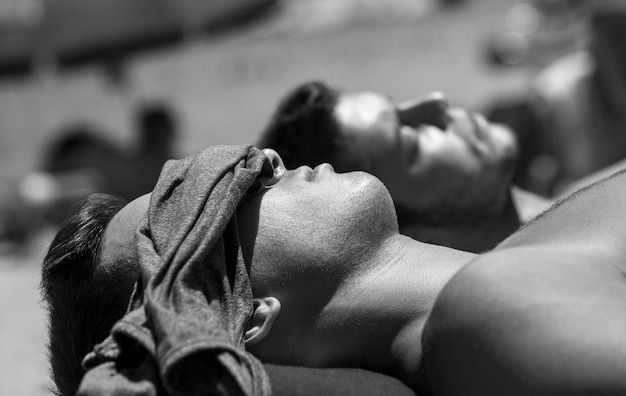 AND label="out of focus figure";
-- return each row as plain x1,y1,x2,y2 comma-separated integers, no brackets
36,102,179,222
257,81,538,253
0,102,181,252
125,102,180,199
39,123,126,223
41,102,179,202
0,123,118,252
43,123,125,192
487,0,626,196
